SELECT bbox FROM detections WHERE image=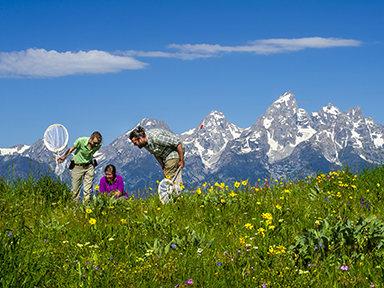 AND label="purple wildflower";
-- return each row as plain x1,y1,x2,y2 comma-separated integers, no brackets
340,265,348,271
217,262,222,266
262,284,267,288
171,244,176,248
187,279,193,284
325,198,329,202
7,232,12,236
